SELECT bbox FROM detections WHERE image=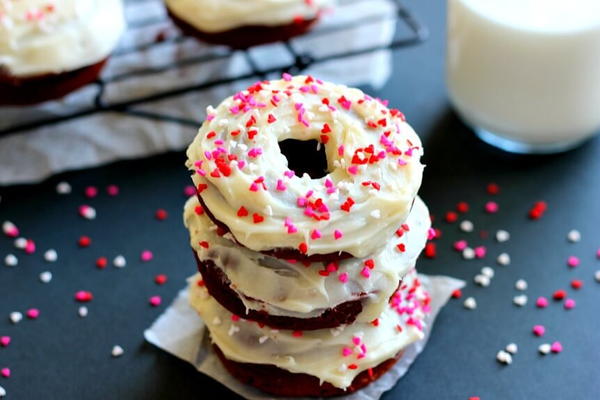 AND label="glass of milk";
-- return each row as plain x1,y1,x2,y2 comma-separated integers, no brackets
447,0,600,154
